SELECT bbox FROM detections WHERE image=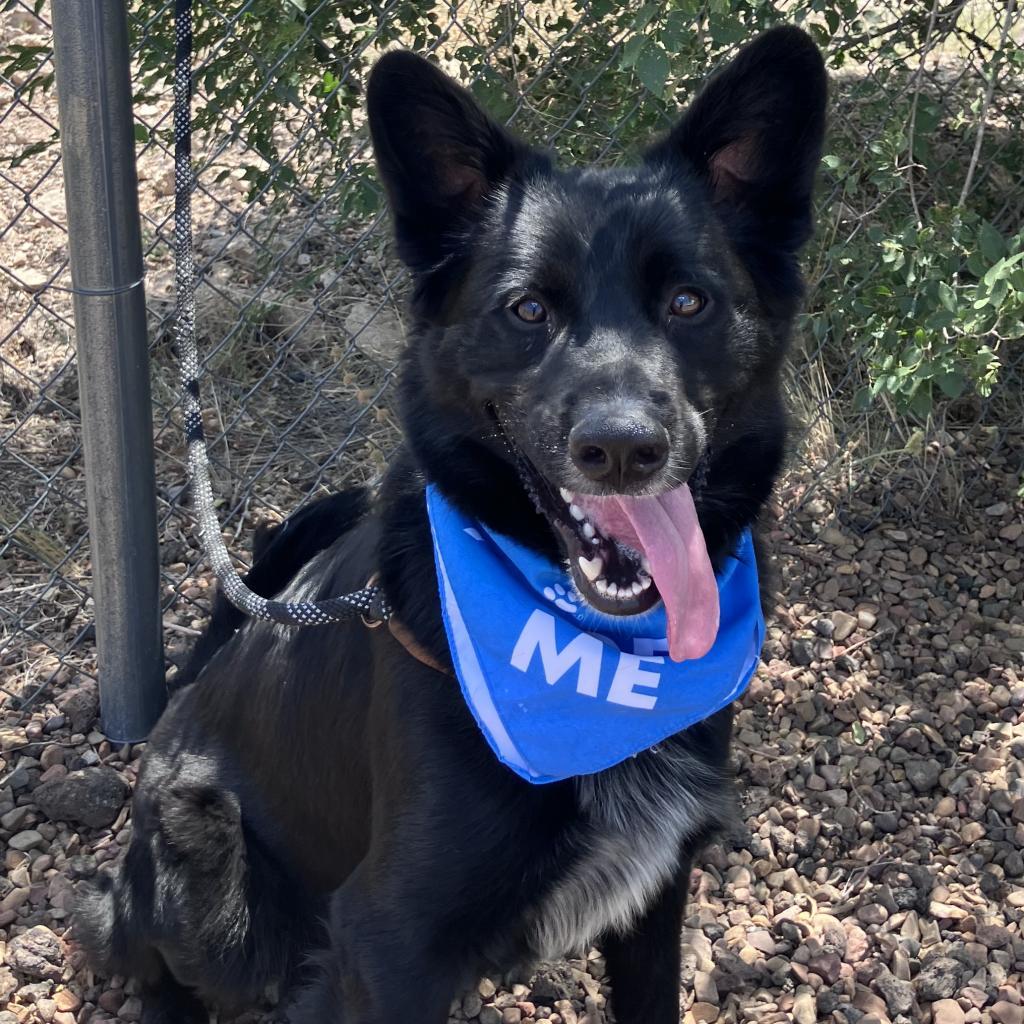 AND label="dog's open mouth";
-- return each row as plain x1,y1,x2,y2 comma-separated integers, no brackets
503,445,719,664
552,484,720,662
491,407,720,662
